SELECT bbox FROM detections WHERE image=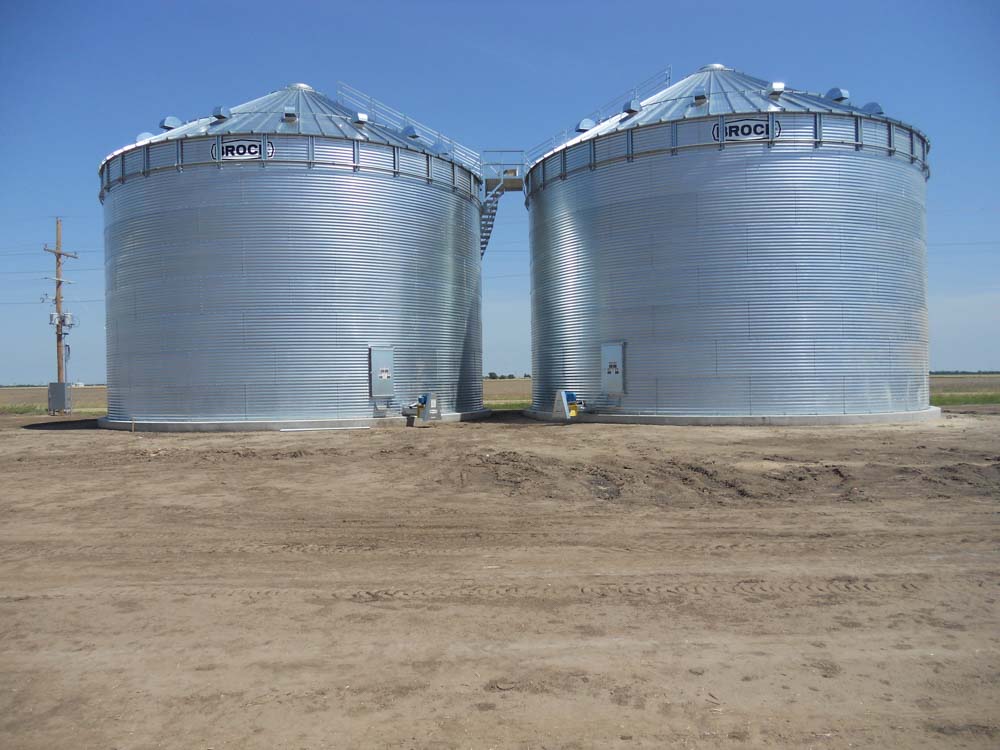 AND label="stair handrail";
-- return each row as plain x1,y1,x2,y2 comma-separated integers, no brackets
335,81,482,176
525,65,672,166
